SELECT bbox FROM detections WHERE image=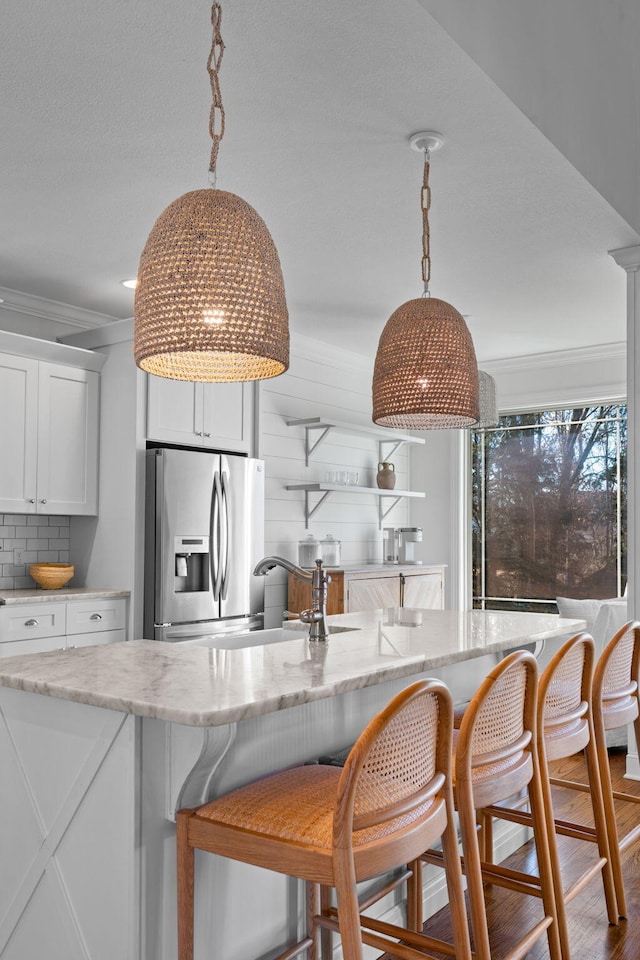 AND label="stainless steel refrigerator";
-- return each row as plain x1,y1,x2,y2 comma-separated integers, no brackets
144,447,265,641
